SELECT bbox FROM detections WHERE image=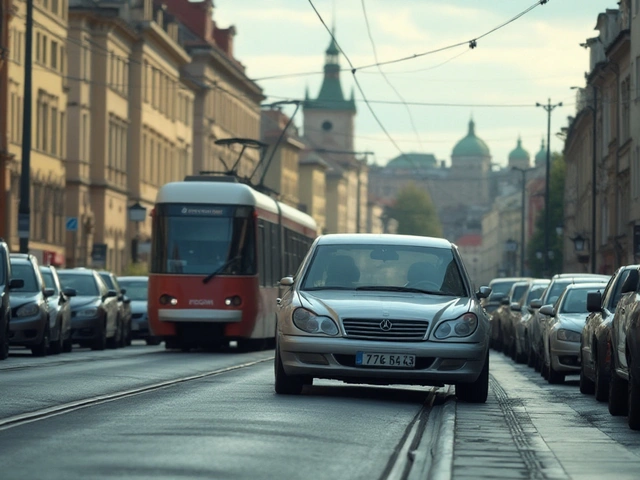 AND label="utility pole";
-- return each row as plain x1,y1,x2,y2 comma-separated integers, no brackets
590,87,598,274
512,166,535,276
535,99,562,277
18,0,34,253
